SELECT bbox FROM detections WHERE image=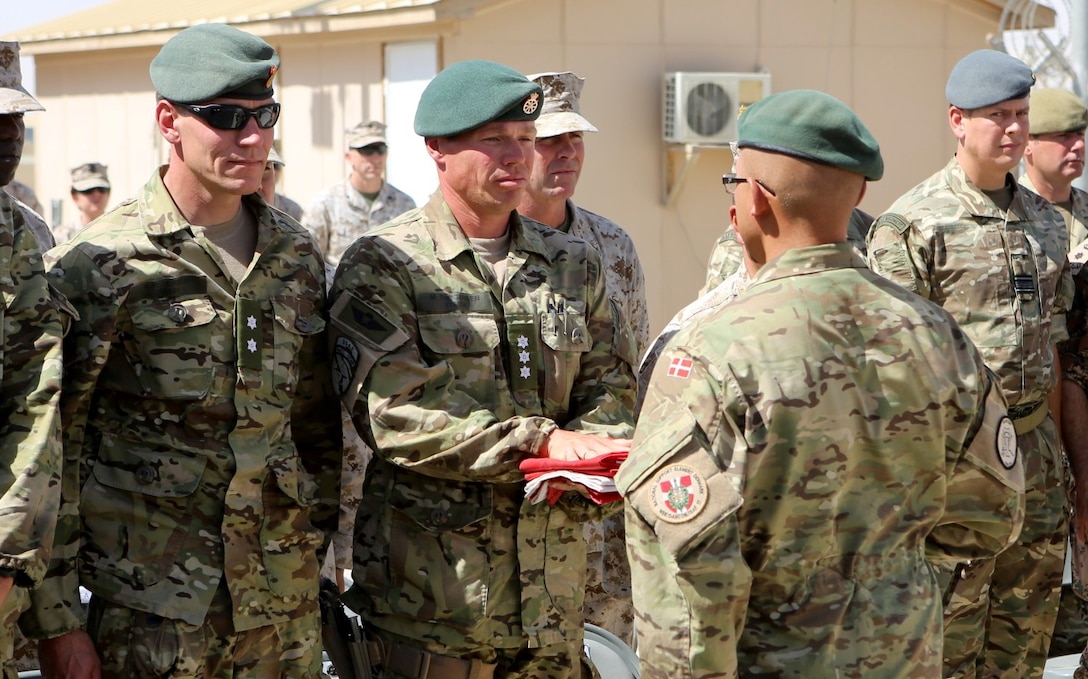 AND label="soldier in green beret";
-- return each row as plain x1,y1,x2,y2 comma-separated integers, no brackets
28,22,343,677
868,50,1071,677
329,59,636,677
621,89,1025,677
